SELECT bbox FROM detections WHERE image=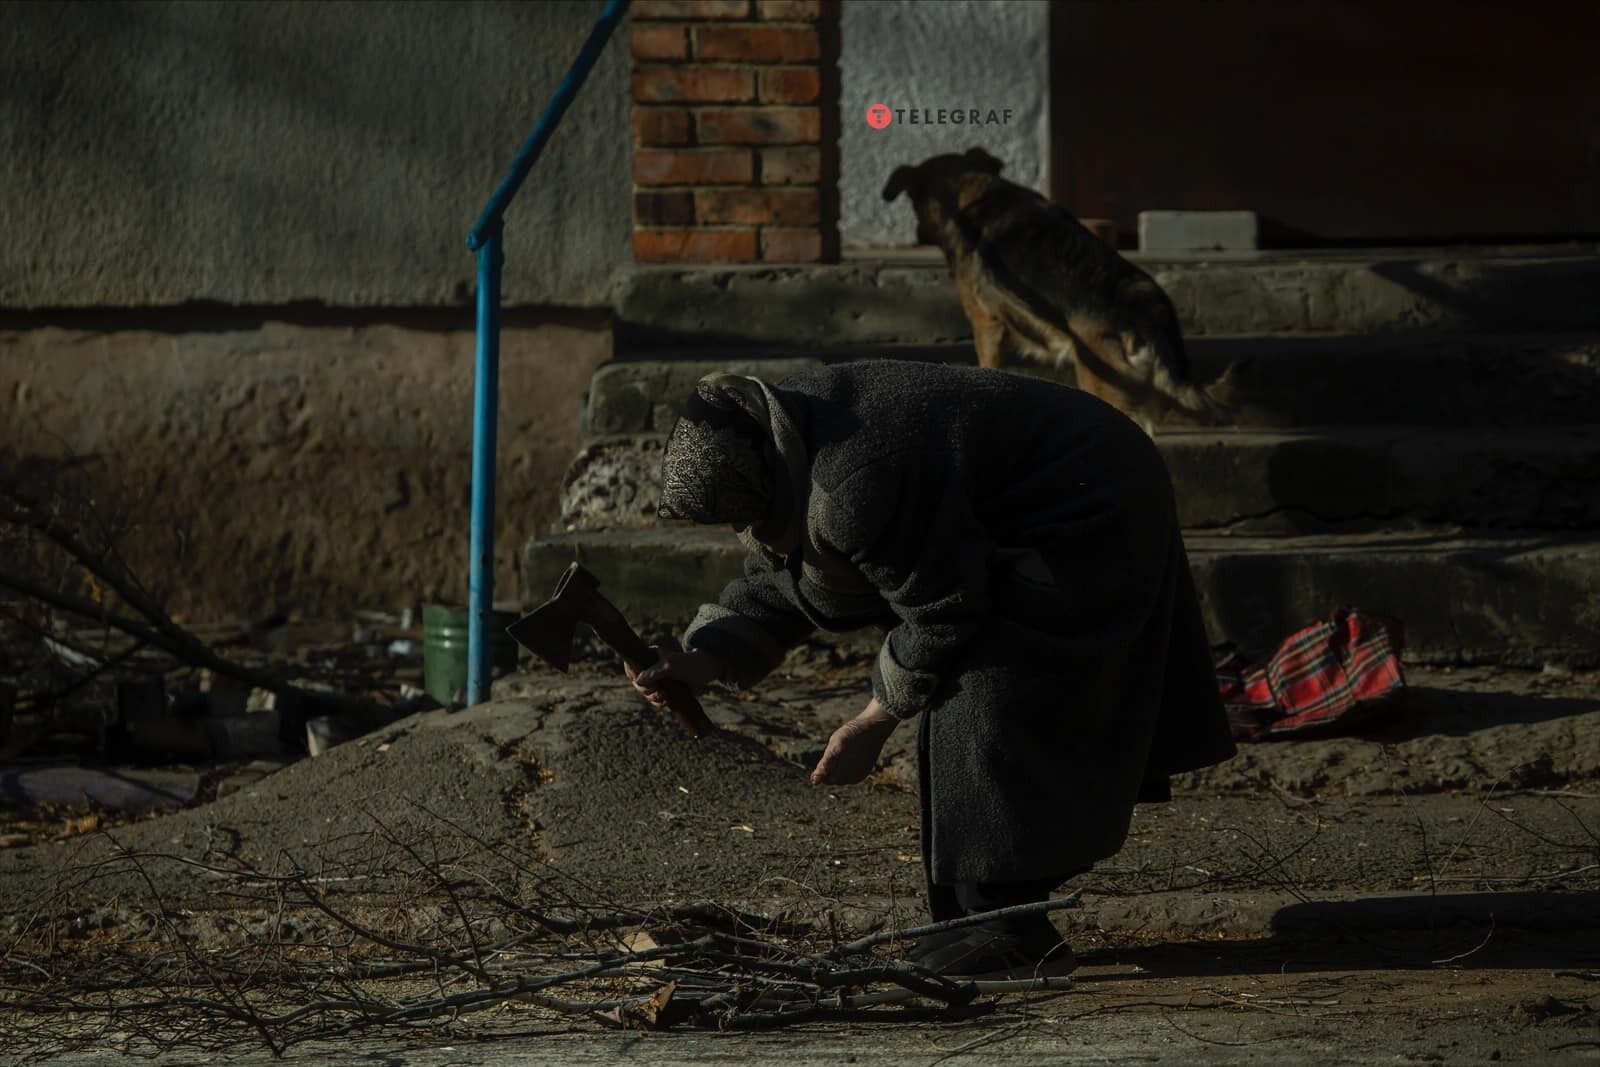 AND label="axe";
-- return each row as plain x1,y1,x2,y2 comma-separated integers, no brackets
507,562,716,737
